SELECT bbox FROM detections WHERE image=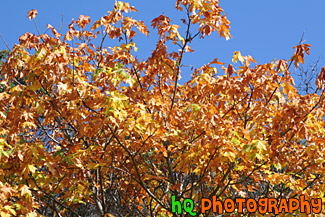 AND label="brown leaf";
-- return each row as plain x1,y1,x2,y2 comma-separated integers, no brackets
27,9,38,20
